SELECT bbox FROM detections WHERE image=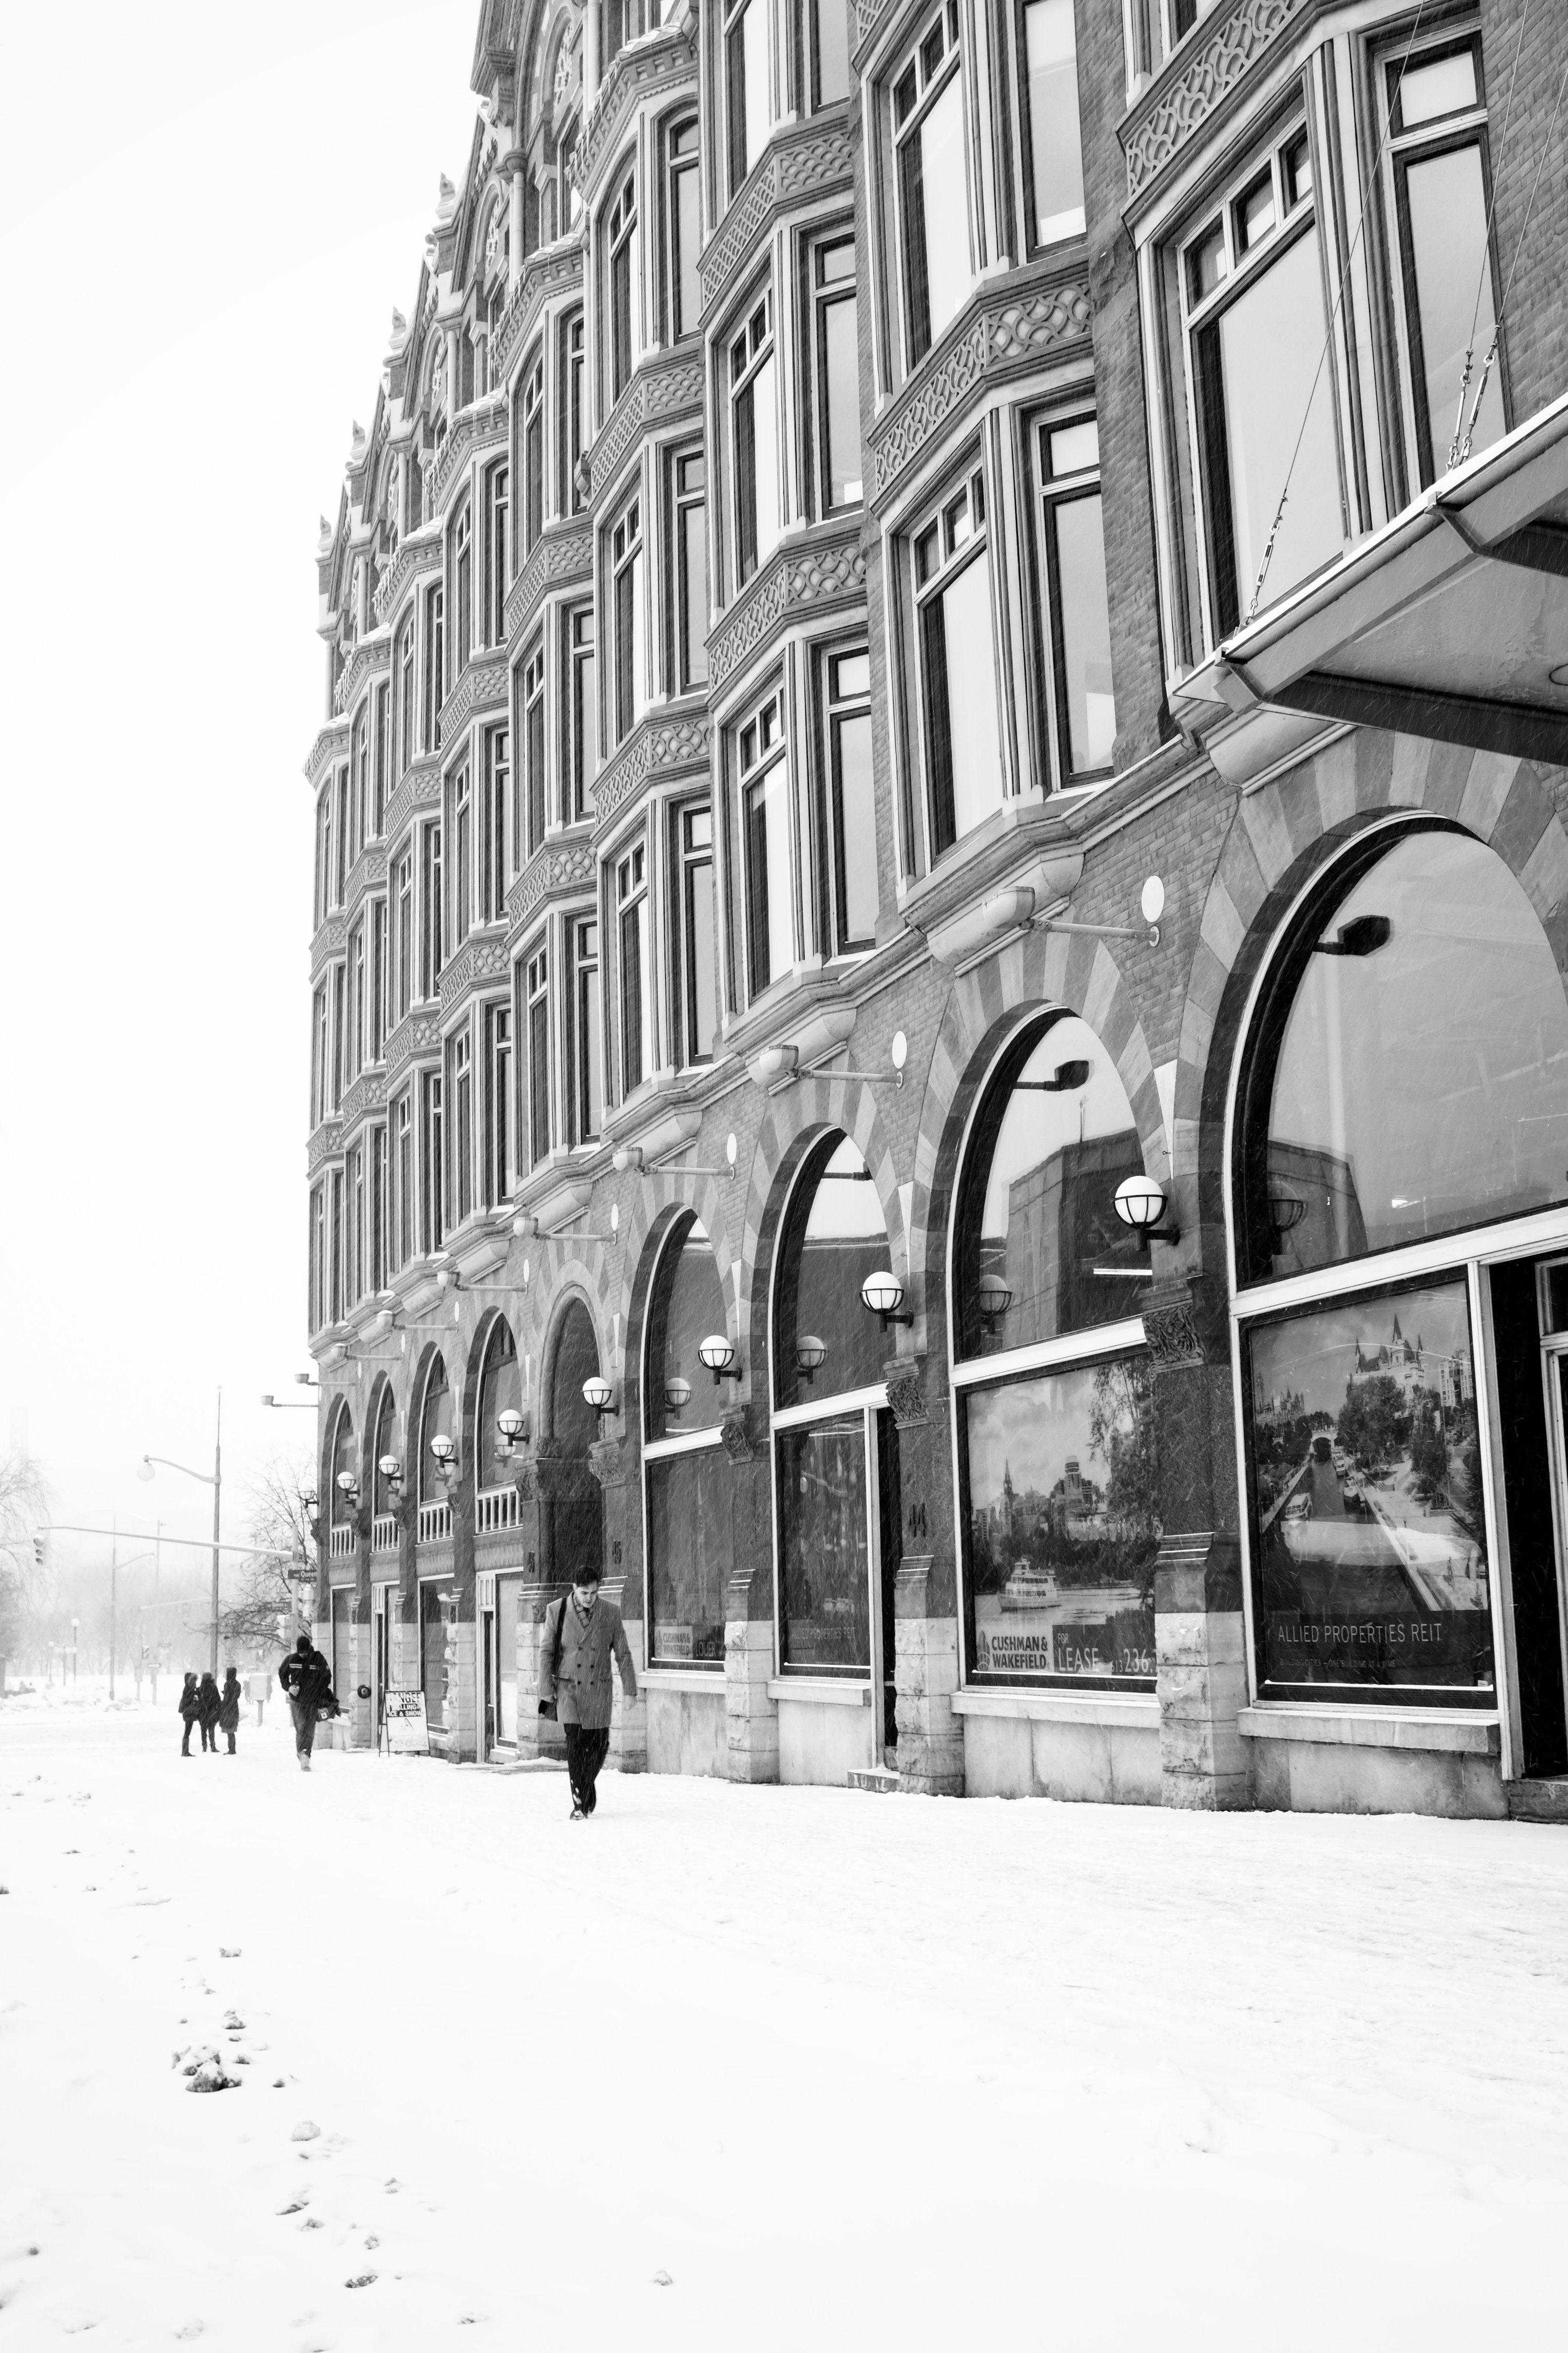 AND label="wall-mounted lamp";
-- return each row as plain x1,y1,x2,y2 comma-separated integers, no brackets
496,1408,530,1457
795,1335,828,1384
663,1375,692,1416
1113,1175,1181,1248
335,1470,360,1509
1038,874,1166,950
429,1432,459,1484
813,1031,910,1089
378,1453,404,1495
1268,1189,1307,1238
623,1132,741,1182
861,1270,913,1331
976,1273,1013,1332
697,1335,742,1384
582,1374,616,1419
302,1489,321,1538
1312,914,1392,958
